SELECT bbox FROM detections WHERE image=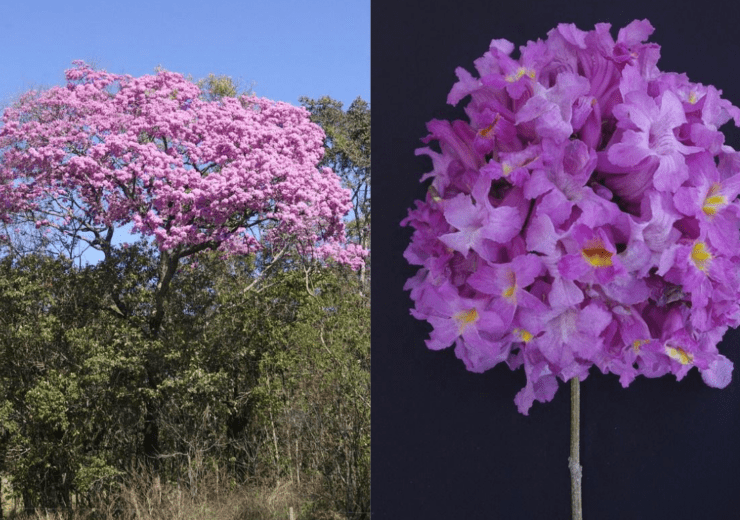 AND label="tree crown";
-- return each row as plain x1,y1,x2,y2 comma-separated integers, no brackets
0,61,365,268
